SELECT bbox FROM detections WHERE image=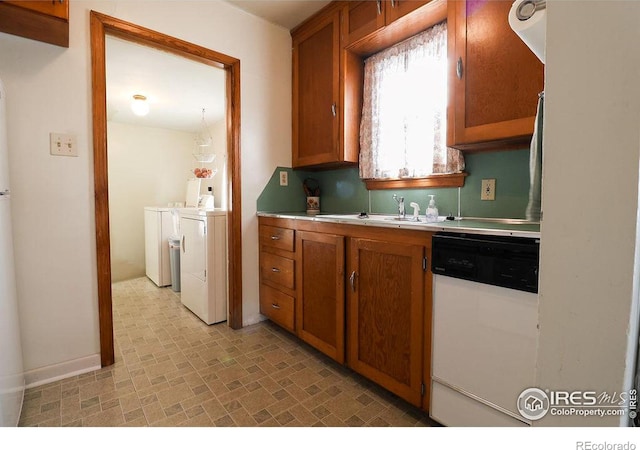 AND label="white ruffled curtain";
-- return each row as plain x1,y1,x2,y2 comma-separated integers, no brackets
359,22,464,179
